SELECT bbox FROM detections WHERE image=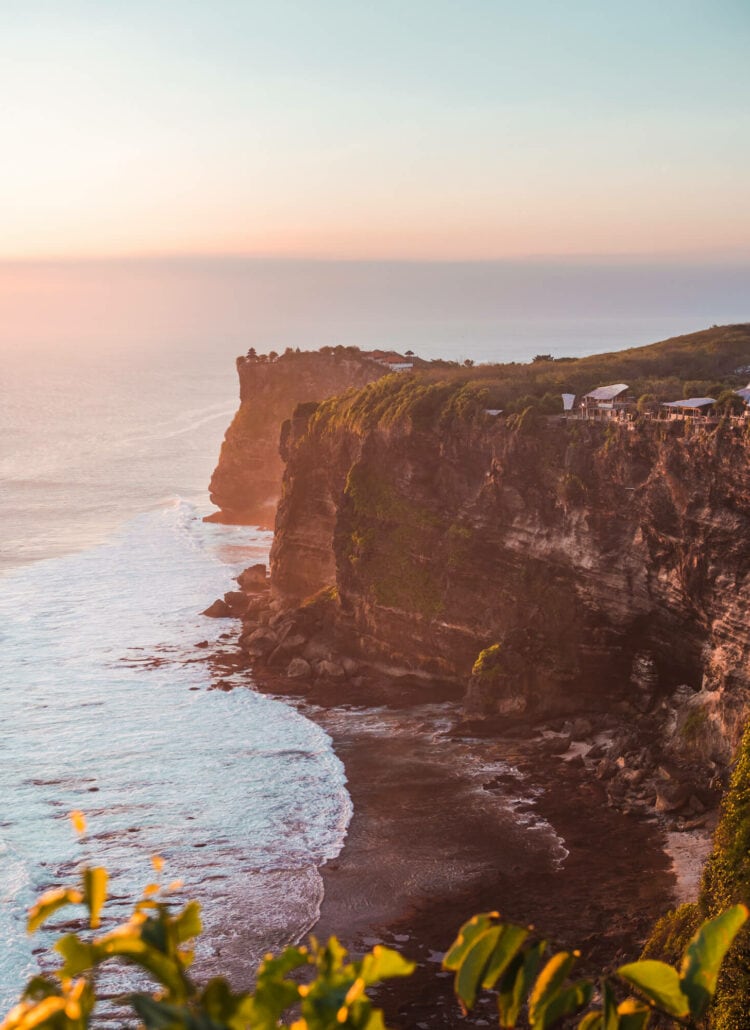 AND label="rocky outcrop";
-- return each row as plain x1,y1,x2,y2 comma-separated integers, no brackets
206,349,385,524
265,377,750,763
